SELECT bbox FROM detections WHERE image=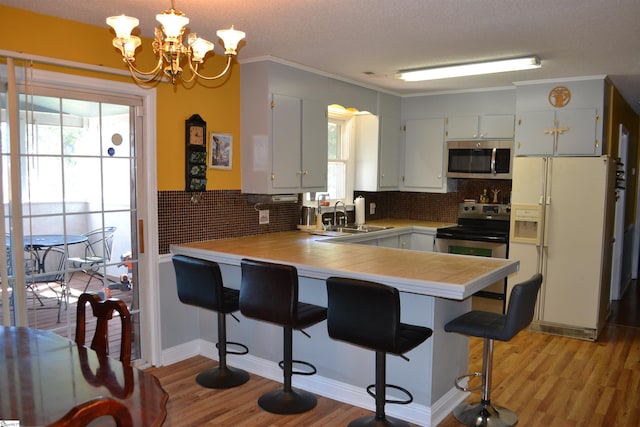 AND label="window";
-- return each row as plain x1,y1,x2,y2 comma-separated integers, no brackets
327,118,348,201
306,106,356,206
